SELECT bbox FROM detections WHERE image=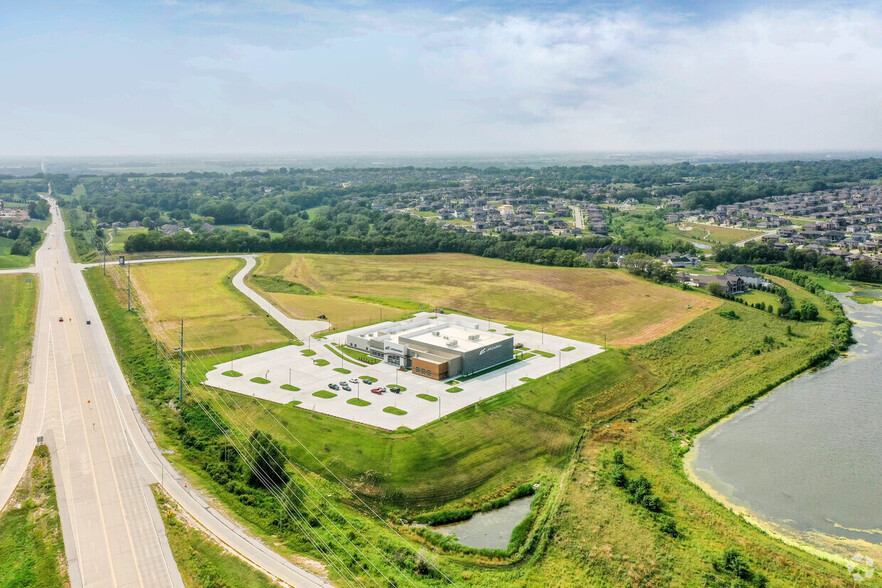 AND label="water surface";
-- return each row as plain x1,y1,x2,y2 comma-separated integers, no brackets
434,496,533,550
689,295,882,551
